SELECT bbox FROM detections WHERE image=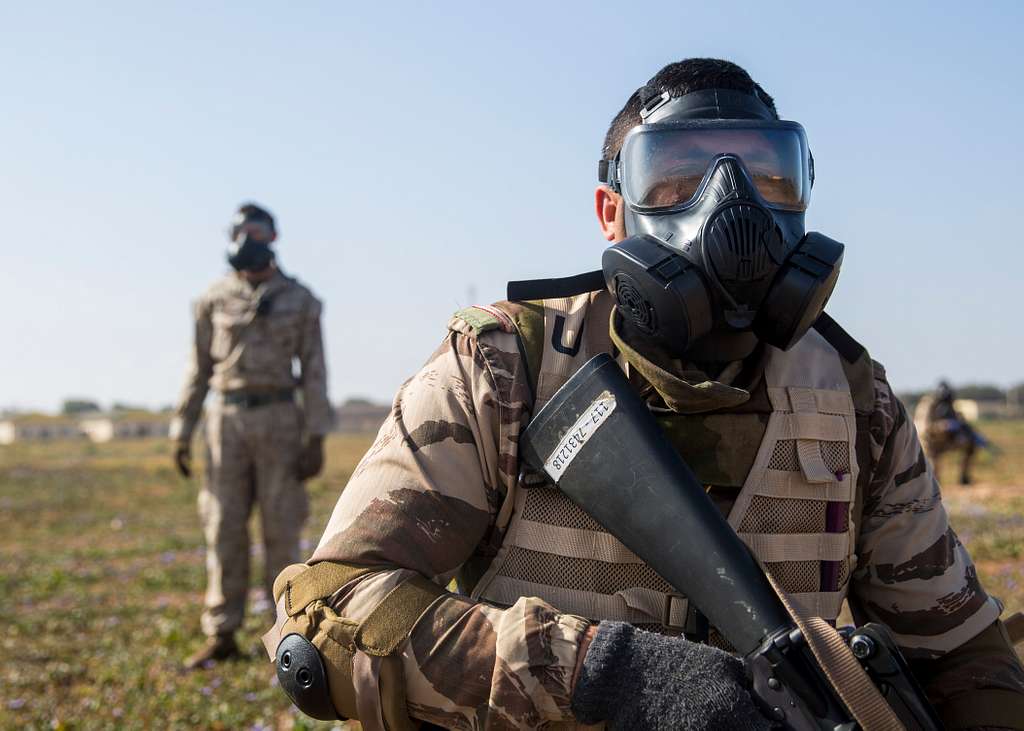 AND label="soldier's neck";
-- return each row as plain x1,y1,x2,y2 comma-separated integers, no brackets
682,330,759,378
238,265,277,288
